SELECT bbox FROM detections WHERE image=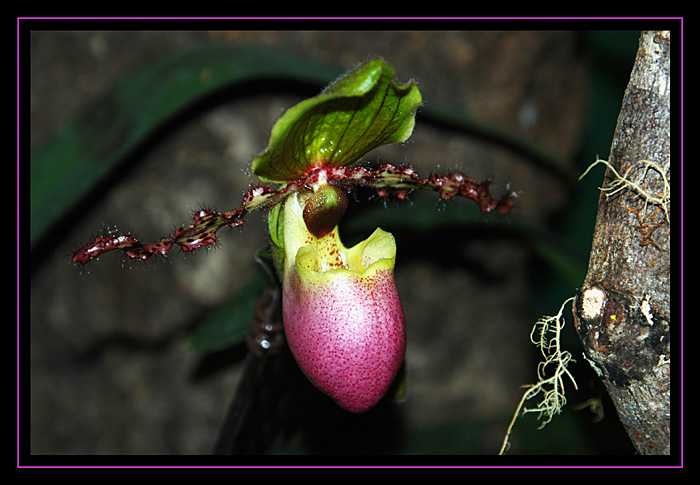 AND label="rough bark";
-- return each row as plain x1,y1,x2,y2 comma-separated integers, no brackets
572,31,671,455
